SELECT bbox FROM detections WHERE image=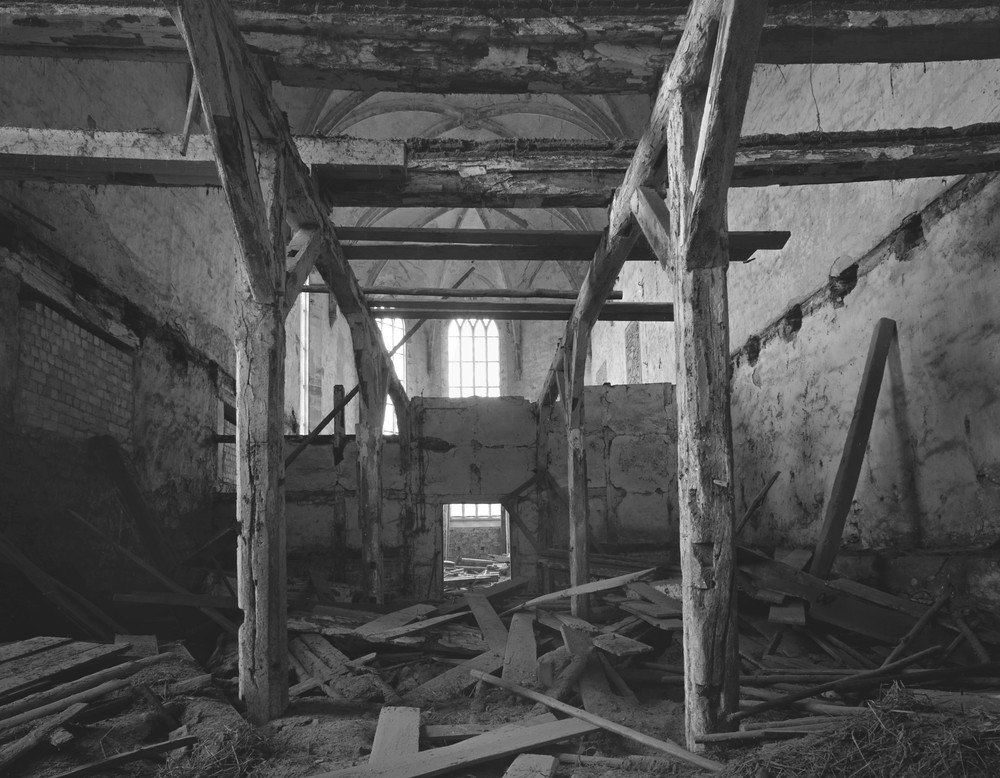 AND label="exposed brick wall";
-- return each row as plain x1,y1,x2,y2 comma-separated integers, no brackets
17,302,133,441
